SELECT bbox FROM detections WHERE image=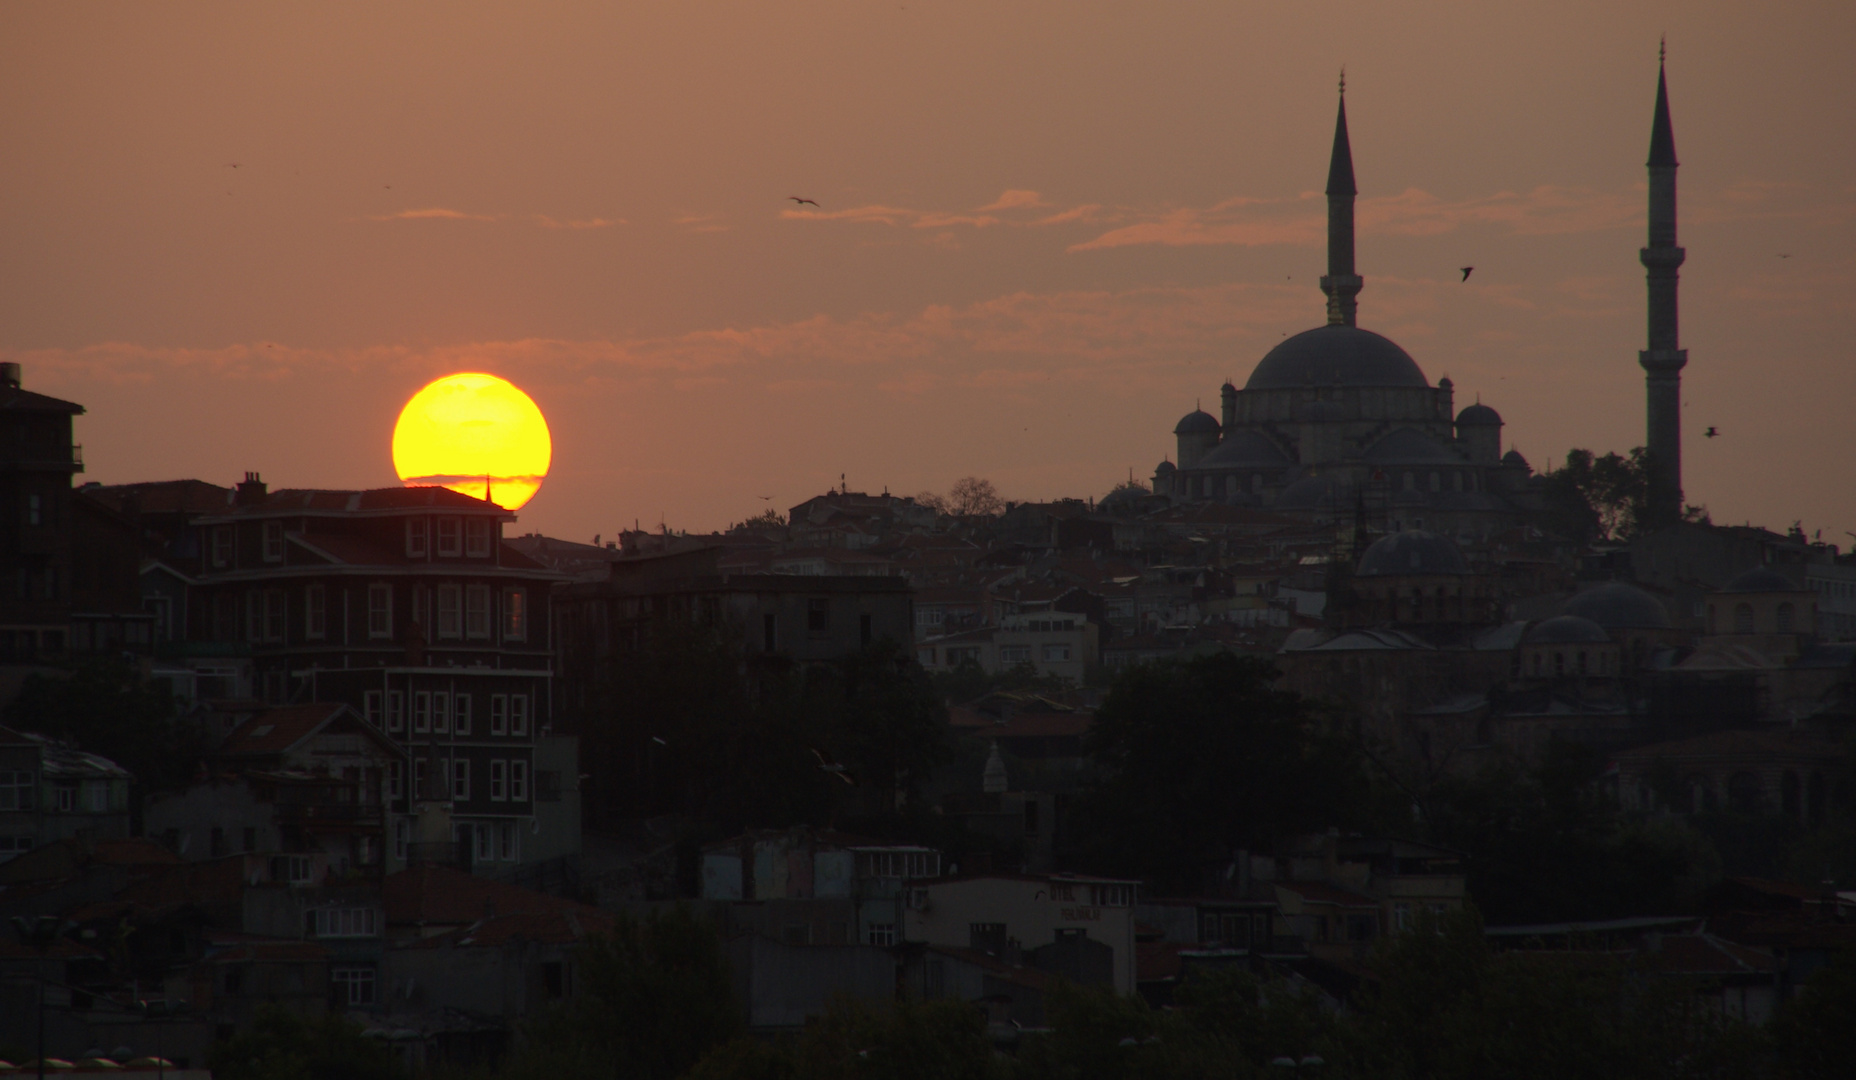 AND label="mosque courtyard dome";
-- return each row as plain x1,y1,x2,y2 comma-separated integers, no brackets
1724,567,1799,593
1561,582,1671,629
1244,325,1429,391
1525,615,1613,645
1357,530,1468,577
1174,409,1221,435
1456,403,1502,426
